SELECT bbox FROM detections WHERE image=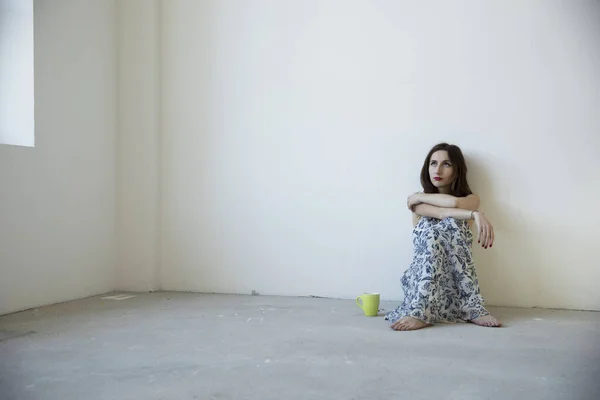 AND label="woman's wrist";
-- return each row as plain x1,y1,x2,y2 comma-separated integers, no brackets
470,210,479,220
